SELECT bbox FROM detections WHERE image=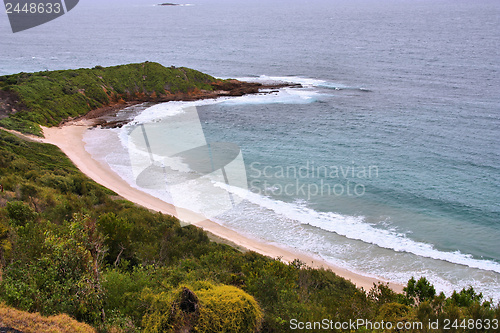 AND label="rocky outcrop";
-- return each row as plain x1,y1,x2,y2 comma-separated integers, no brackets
83,79,301,128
